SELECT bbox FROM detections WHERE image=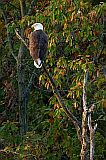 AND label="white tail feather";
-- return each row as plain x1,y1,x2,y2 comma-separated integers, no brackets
34,58,42,68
